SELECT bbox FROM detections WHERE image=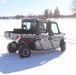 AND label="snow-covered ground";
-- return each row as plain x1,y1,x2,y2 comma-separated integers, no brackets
0,18,76,75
